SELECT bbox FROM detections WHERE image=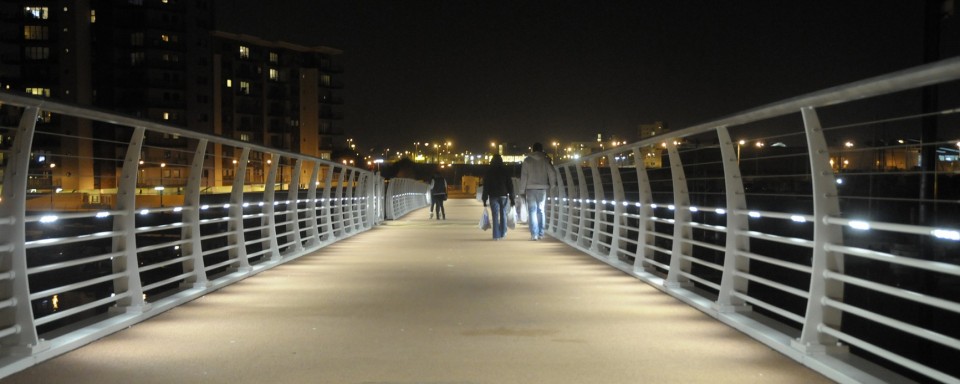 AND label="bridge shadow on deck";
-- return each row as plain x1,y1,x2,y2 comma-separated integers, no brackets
4,199,830,384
